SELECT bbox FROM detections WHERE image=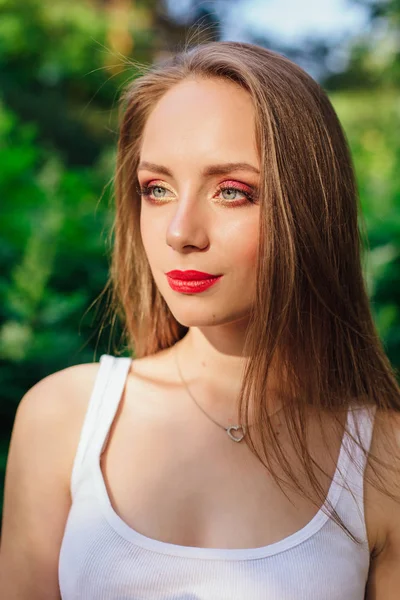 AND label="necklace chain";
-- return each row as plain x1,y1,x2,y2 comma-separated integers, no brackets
174,343,249,442
174,343,285,442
